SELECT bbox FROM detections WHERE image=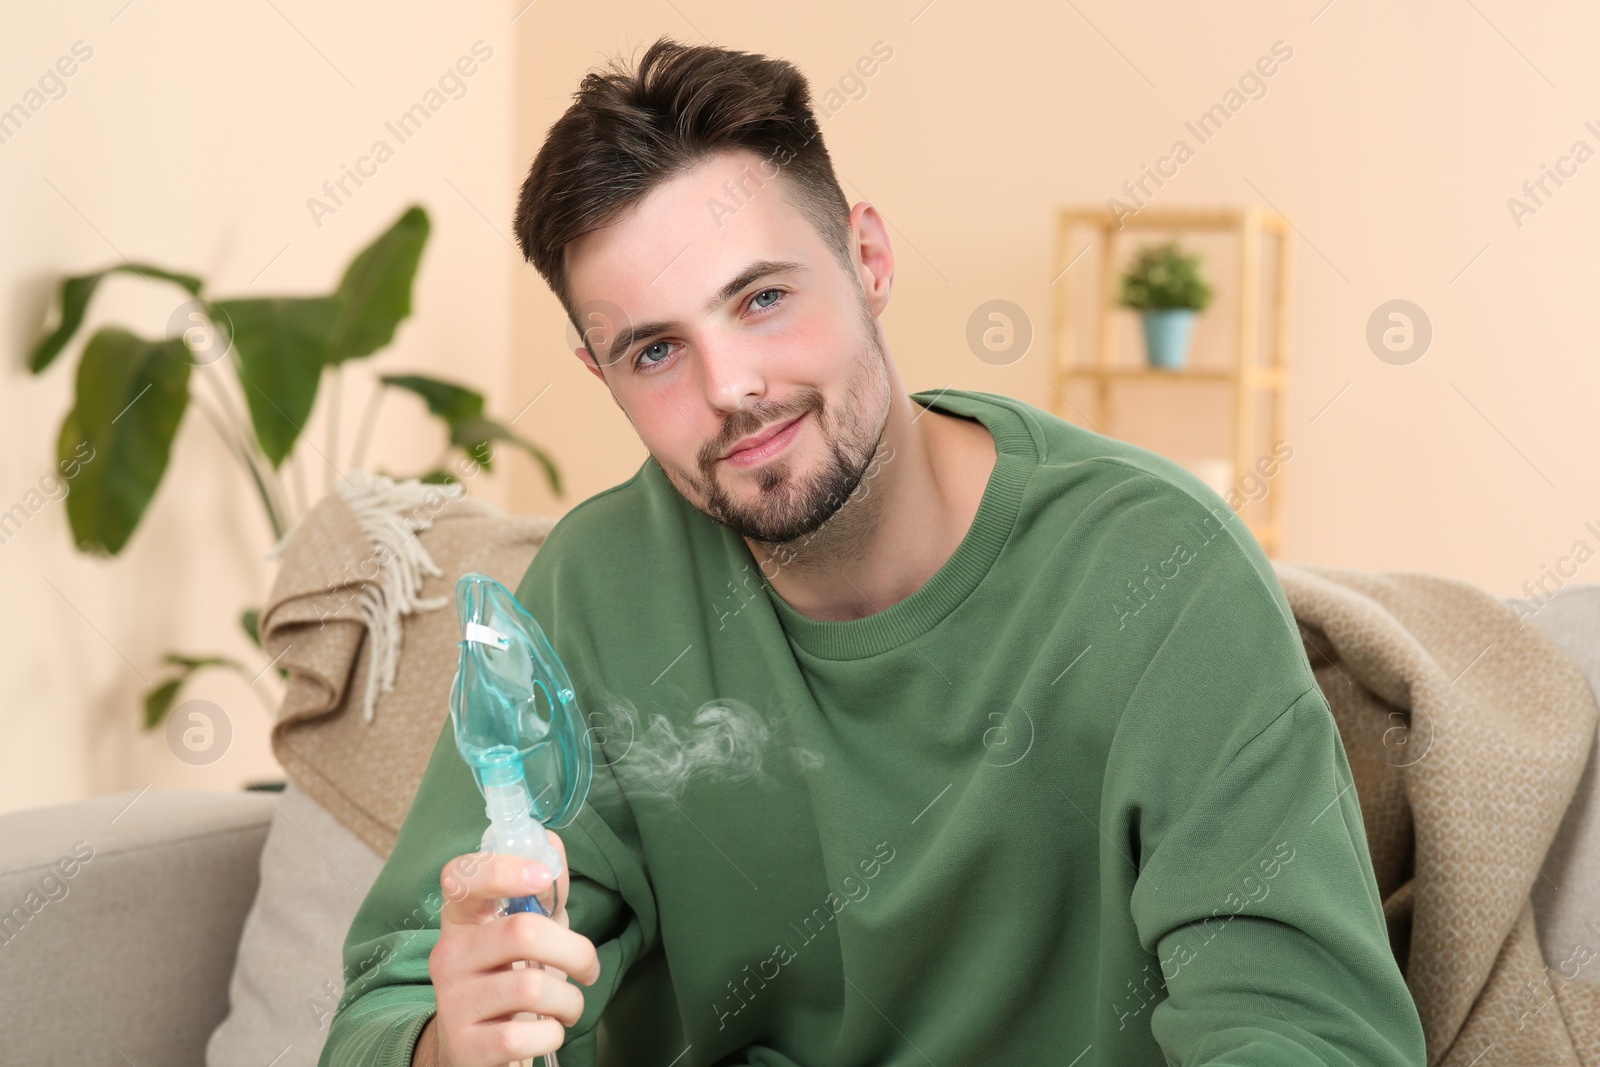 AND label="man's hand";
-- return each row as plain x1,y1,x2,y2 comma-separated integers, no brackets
415,832,603,1067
